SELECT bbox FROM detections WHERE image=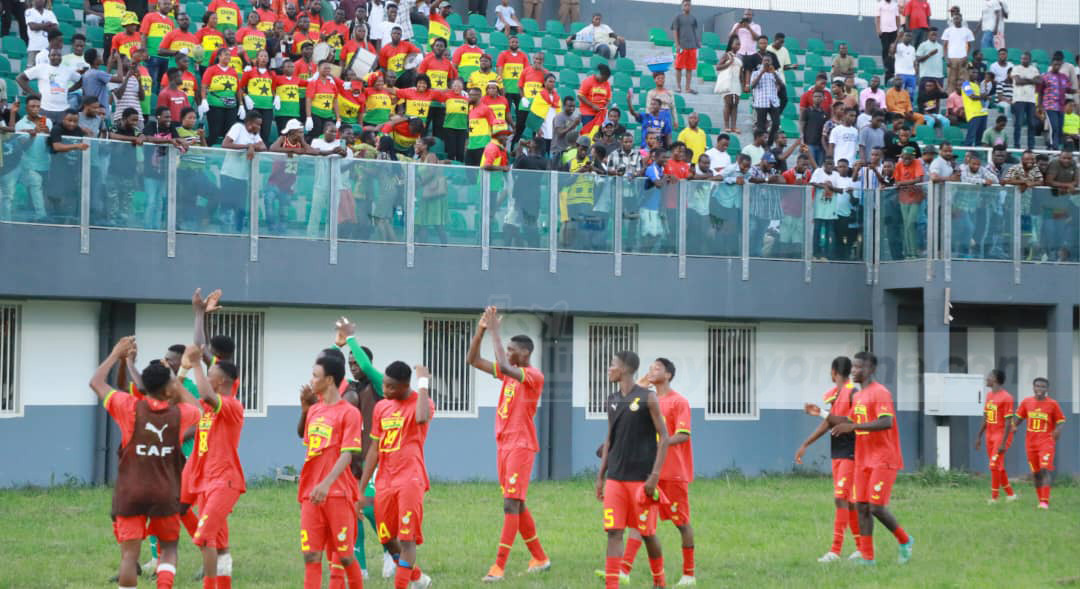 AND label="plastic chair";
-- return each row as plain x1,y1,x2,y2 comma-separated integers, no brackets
696,62,716,82
446,13,464,30
780,119,799,137
86,26,105,47
489,30,508,52
517,34,536,52
914,124,937,144
467,13,490,33
674,93,691,115
944,126,965,144
562,52,583,72
726,134,741,154
558,68,579,87
615,57,637,77
520,17,540,35
541,35,565,56
702,31,722,49
648,27,673,47
806,38,827,55
2,36,26,60
544,20,566,38
52,5,77,25
588,54,607,71
805,53,825,72
786,38,804,55
612,72,634,92
697,112,714,132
